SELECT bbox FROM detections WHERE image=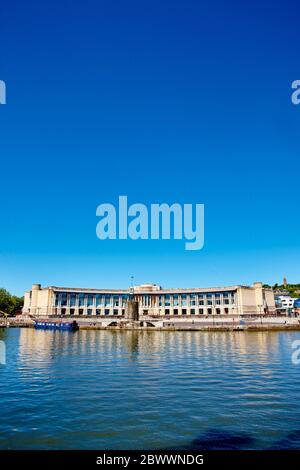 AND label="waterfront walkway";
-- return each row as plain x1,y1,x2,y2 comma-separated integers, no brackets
4,314,299,332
